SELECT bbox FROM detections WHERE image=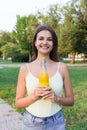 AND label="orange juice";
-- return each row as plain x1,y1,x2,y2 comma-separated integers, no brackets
39,72,49,87
39,57,49,87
